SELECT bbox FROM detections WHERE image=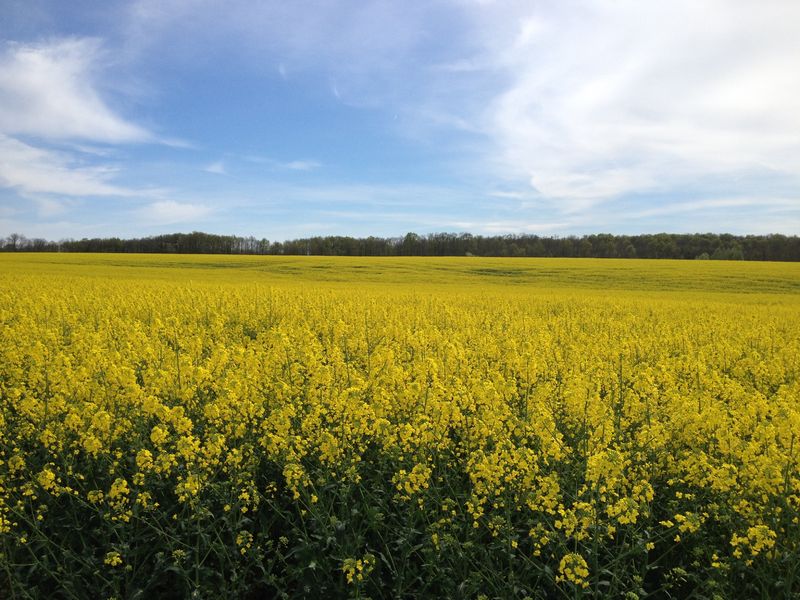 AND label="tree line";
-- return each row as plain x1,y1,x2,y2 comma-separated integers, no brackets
3,231,799,261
